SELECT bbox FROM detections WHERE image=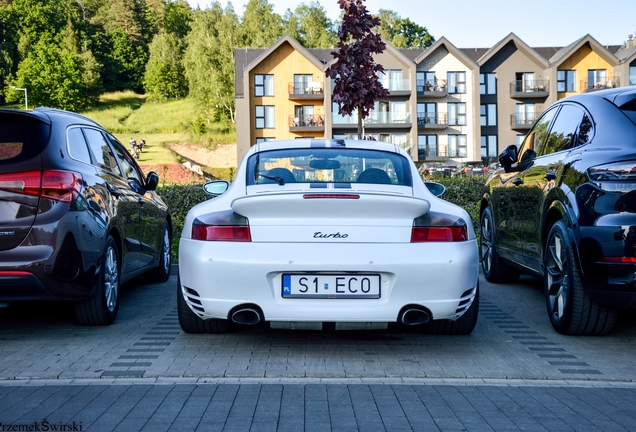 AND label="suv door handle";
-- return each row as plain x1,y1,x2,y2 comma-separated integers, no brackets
106,183,121,197
513,178,524,186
